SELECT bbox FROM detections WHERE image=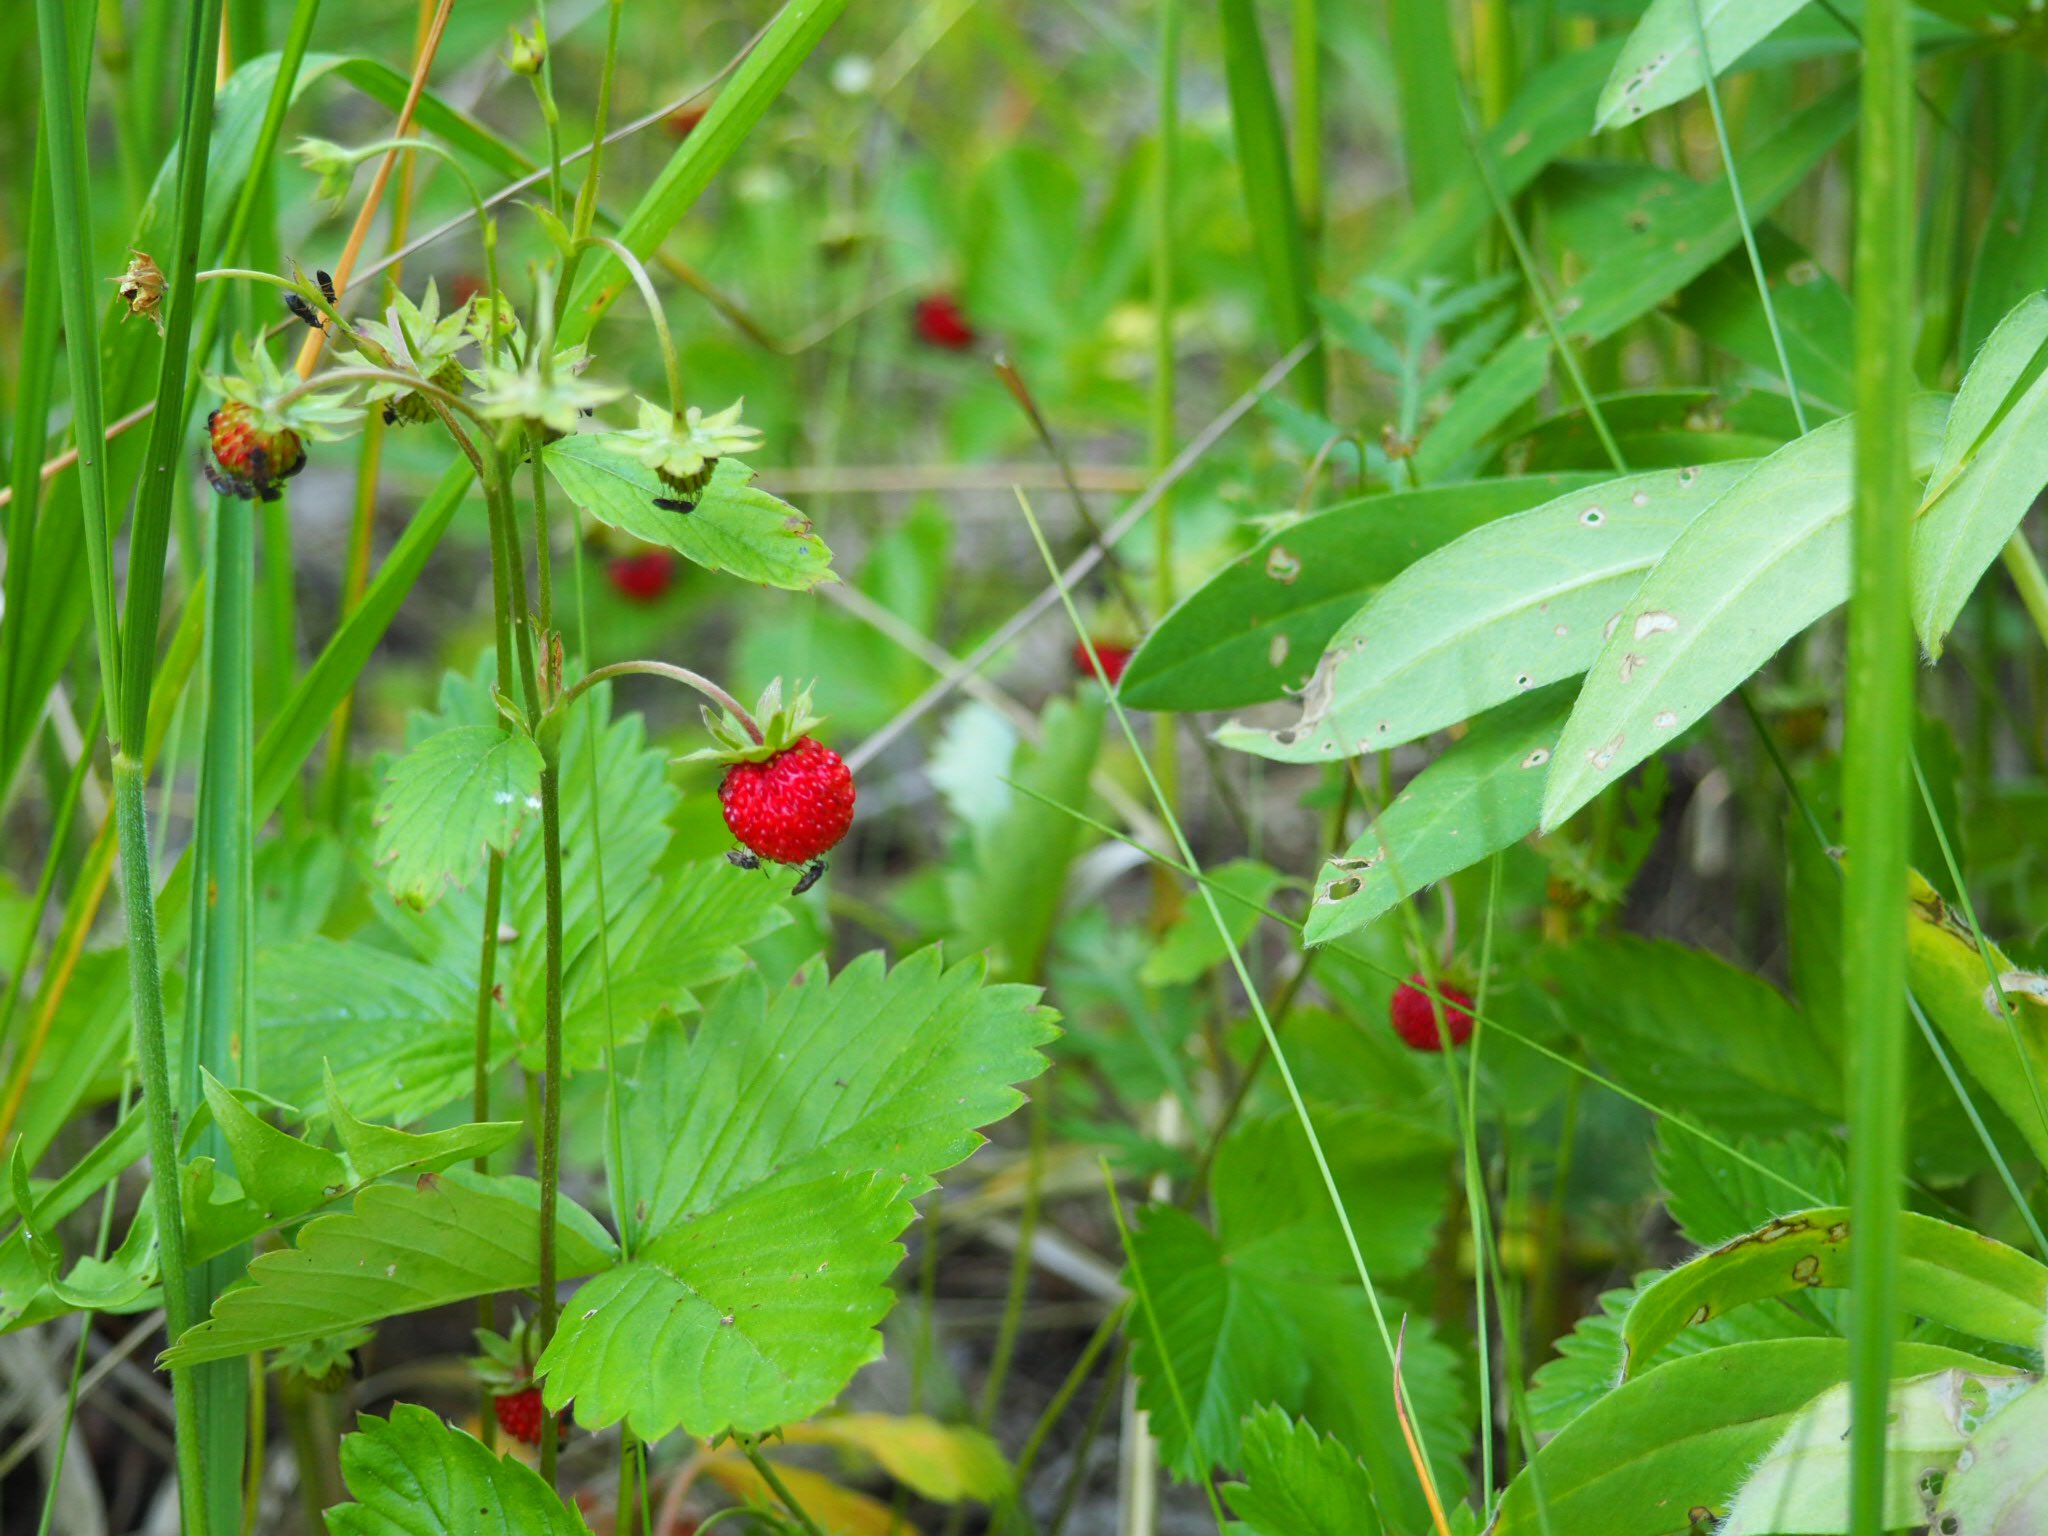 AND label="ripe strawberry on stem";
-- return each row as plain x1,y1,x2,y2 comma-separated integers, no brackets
1389,973,1475,1052
687,679,854,896
913,292,976,351
470,1314,548,1449
203,338,356,502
